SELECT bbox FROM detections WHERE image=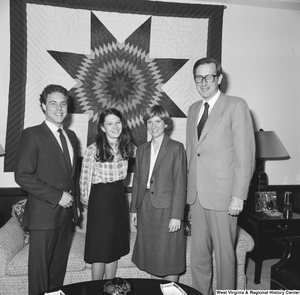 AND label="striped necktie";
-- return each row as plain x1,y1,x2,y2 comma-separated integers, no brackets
197,102,209,139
